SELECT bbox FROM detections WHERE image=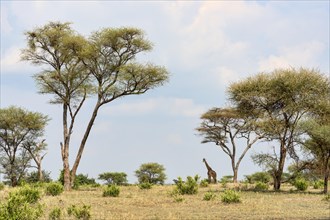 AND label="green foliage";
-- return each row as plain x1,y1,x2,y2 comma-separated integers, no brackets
0,183,4,191
45,182,64,196
98,172,128,185
67,204,91,220
175,175,200,195
294,178,309,191
220,175,233,184
313,180,324,189
58,170,96,188
254,182,269,191
49,207,62,220
203,191,216,201
200,179,209,187
135,162,167,184
139,182,153,190
25,170,52,183
0,186,43,220
103,185,120,197
245,172,272,184
221,189,241,204
0,106,49,187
